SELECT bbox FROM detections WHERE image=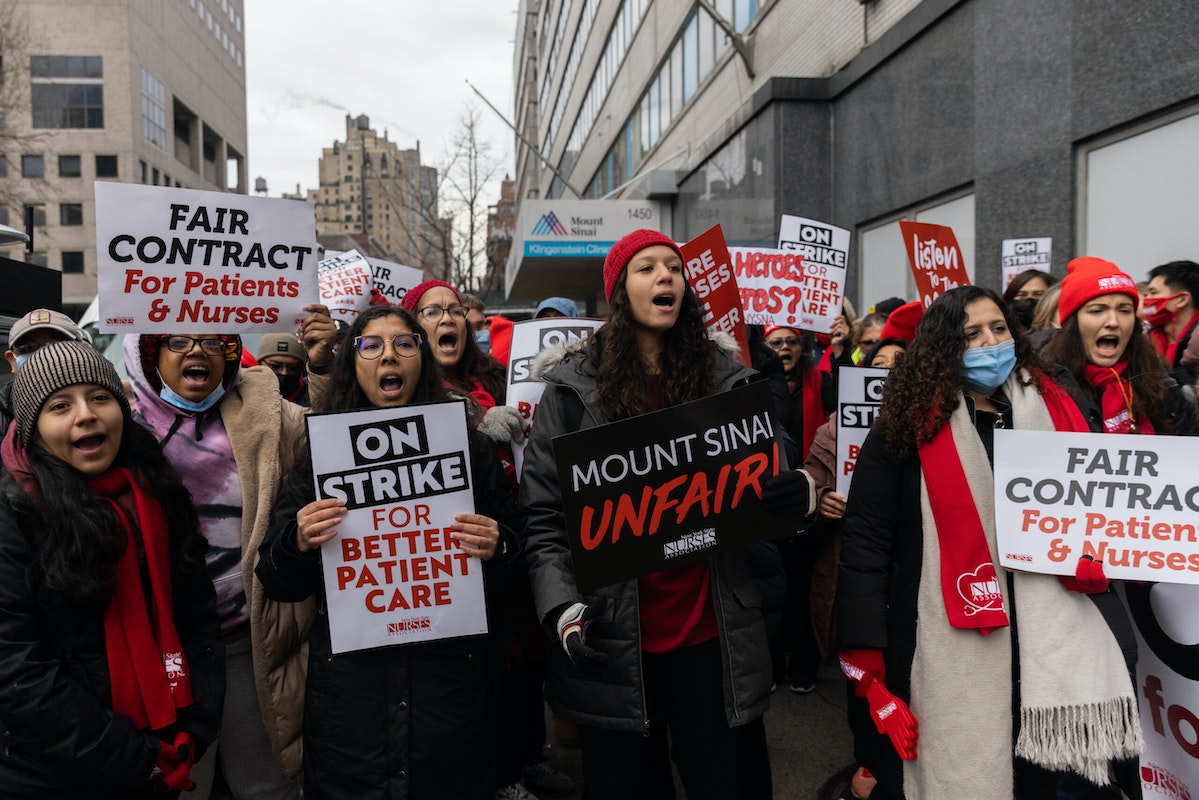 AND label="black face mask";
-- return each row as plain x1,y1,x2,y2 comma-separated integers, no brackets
276,372,302,397
1012,298,1037,328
